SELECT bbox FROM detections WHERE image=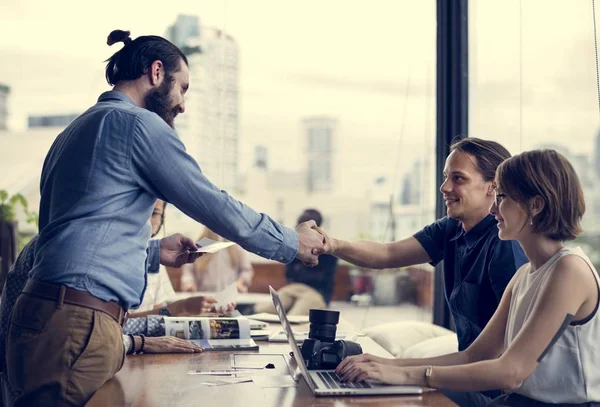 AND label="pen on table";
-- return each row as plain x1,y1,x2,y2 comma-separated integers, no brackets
233,363,275,370
188,364,275,375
